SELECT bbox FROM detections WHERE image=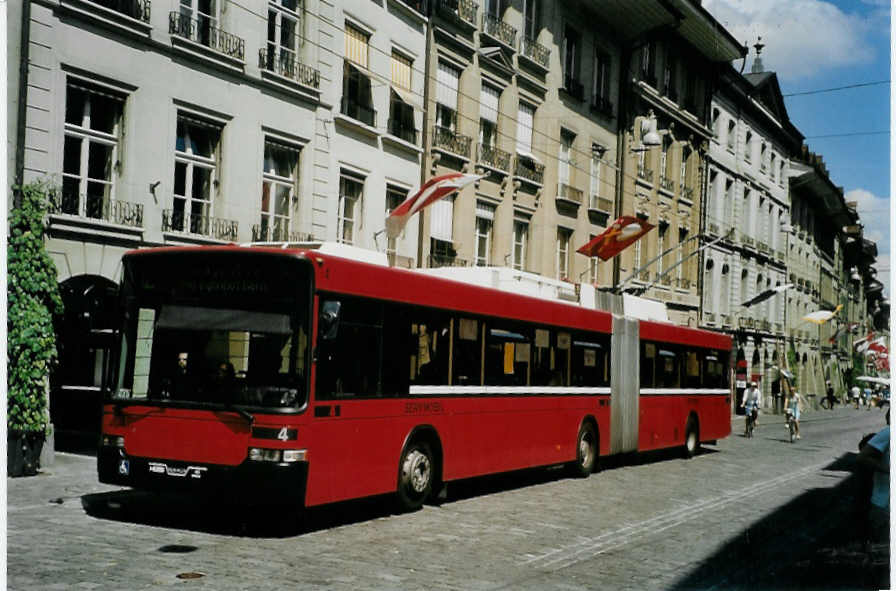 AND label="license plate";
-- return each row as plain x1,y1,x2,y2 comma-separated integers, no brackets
148,462,207,479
